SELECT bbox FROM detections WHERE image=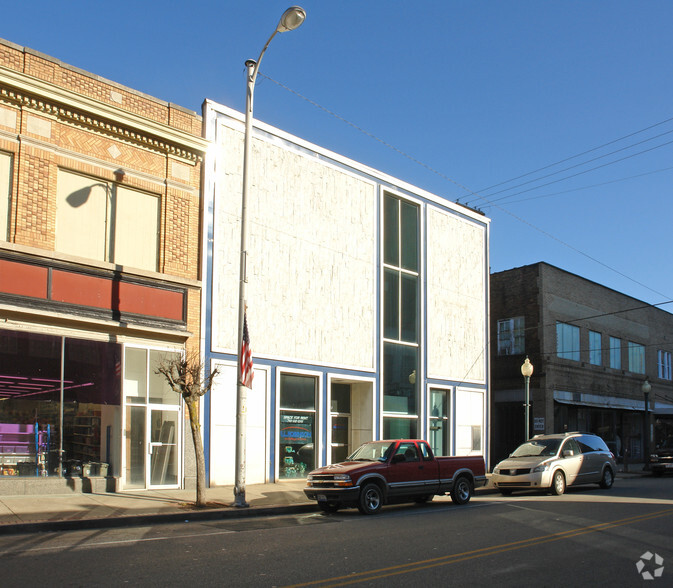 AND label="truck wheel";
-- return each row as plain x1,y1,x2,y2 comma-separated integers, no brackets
550,470,566,495
451,475,473,505
357,483,383,515
318,502,340,513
